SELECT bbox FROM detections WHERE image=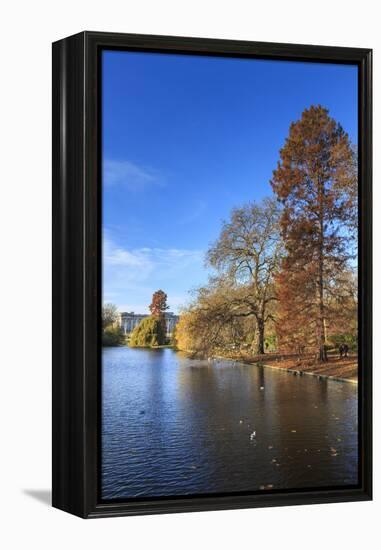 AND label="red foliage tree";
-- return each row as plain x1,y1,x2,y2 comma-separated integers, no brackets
271,105,357,361
149,290,169,320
